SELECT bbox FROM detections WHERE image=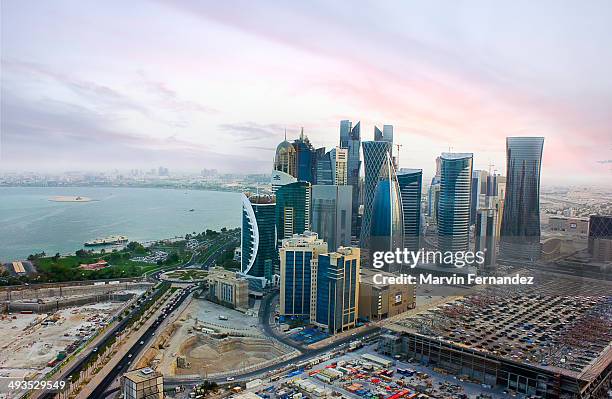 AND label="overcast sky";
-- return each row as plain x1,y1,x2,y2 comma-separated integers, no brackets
1,0,611,185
